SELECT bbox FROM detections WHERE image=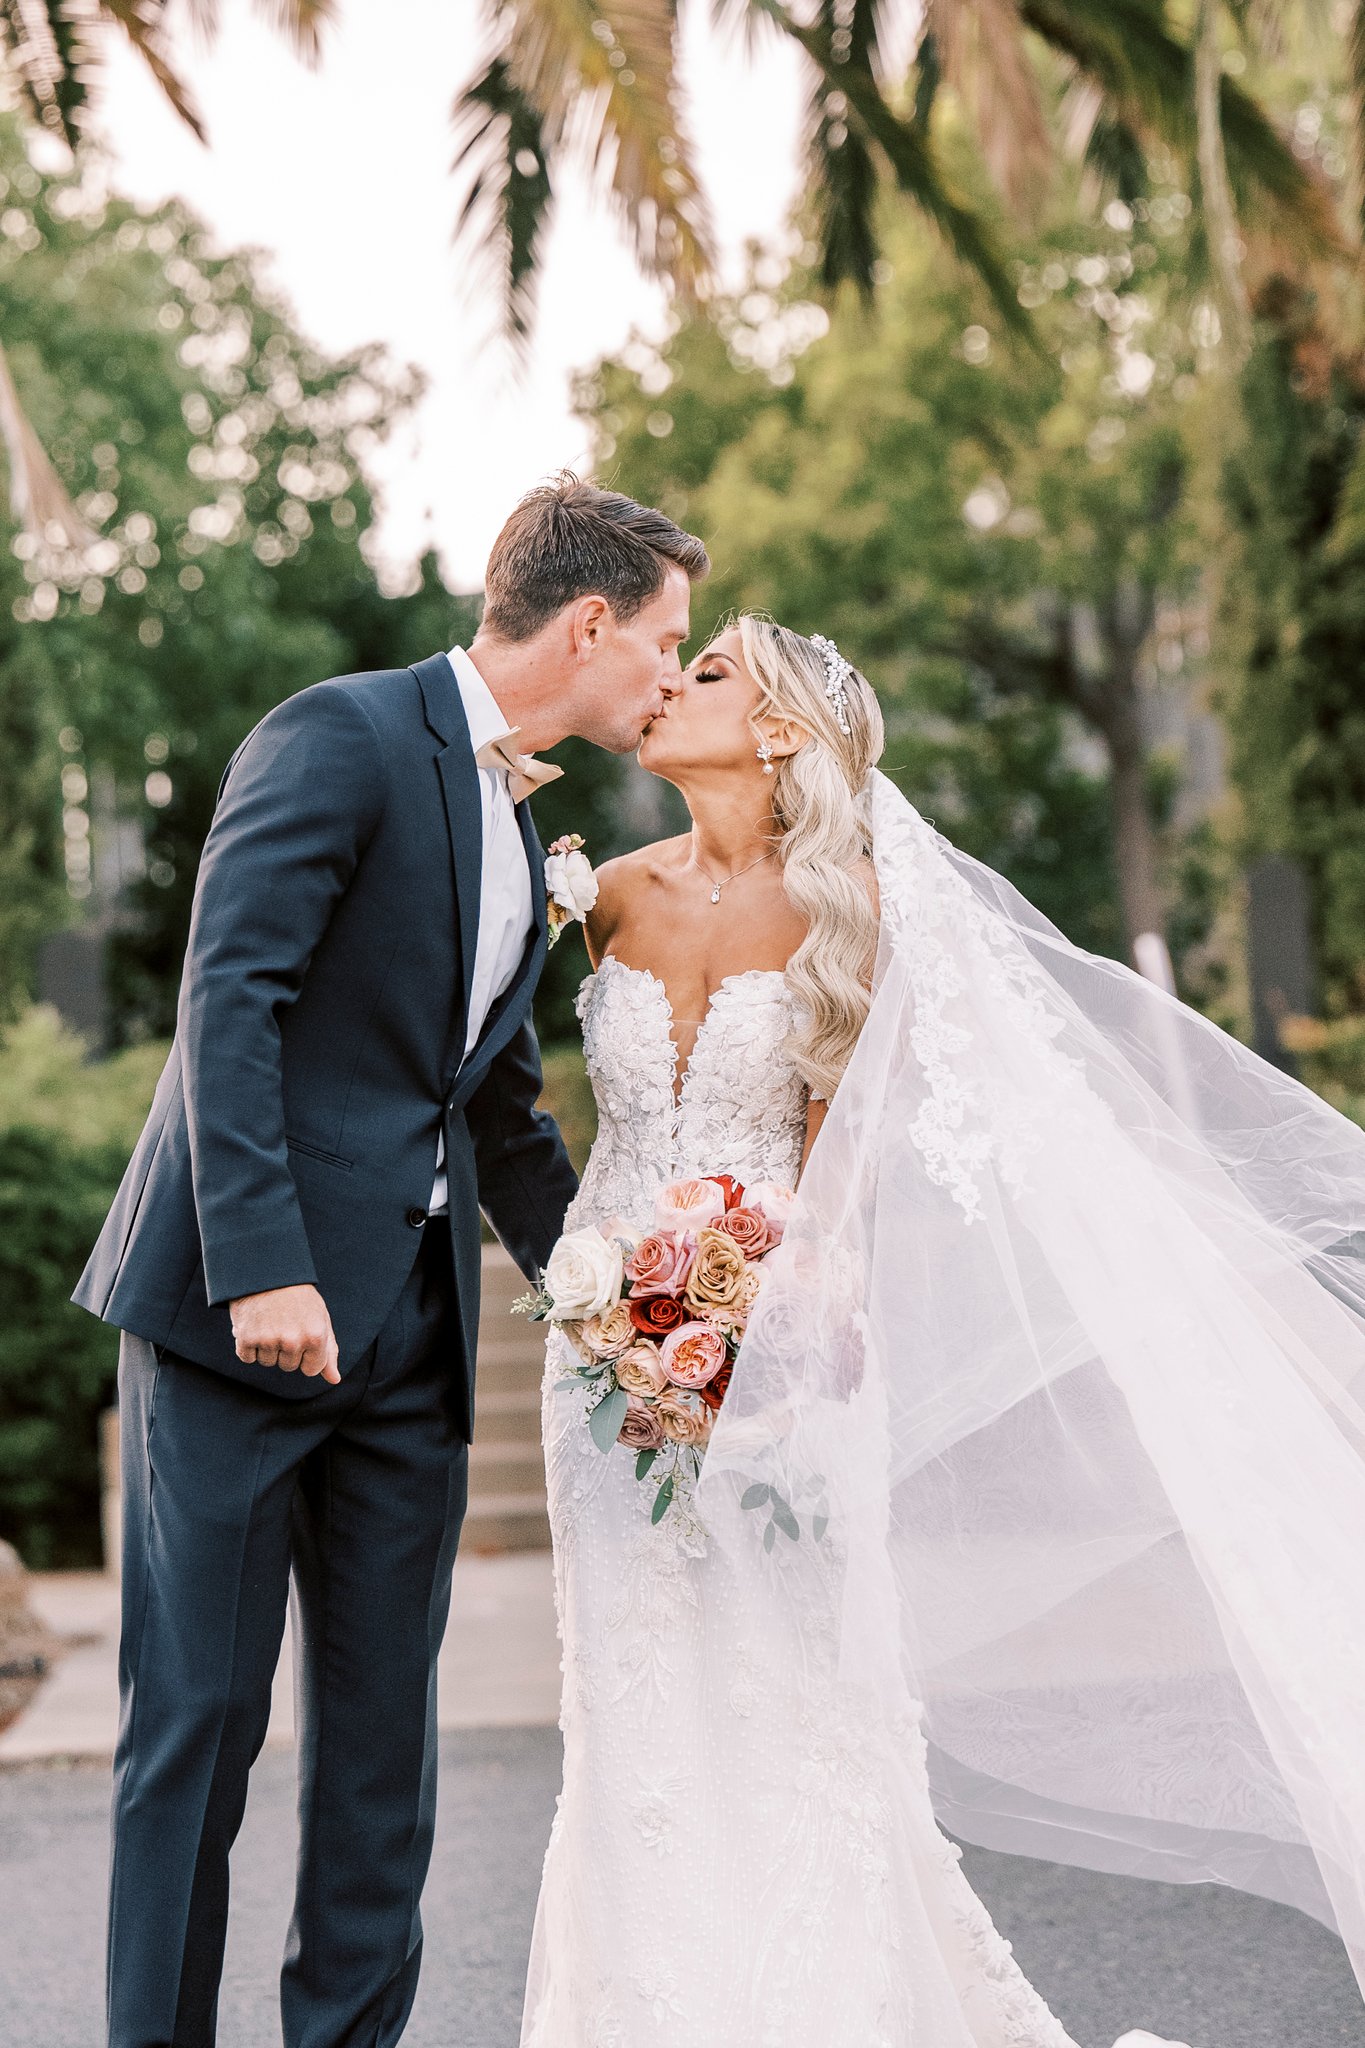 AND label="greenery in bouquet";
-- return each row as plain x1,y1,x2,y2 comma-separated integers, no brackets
516,1174,794,1522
